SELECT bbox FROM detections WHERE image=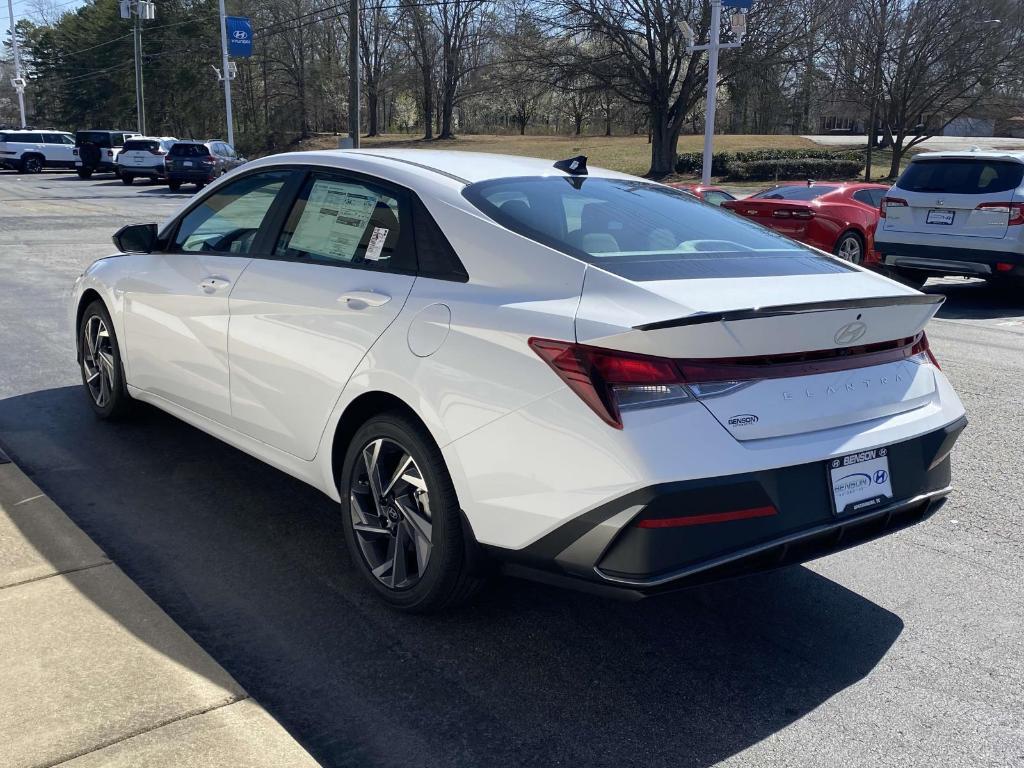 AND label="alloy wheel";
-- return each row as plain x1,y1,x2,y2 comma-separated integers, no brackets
81,315,116,408
837,236,862,264
350,438,433,590
24,157,42,173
